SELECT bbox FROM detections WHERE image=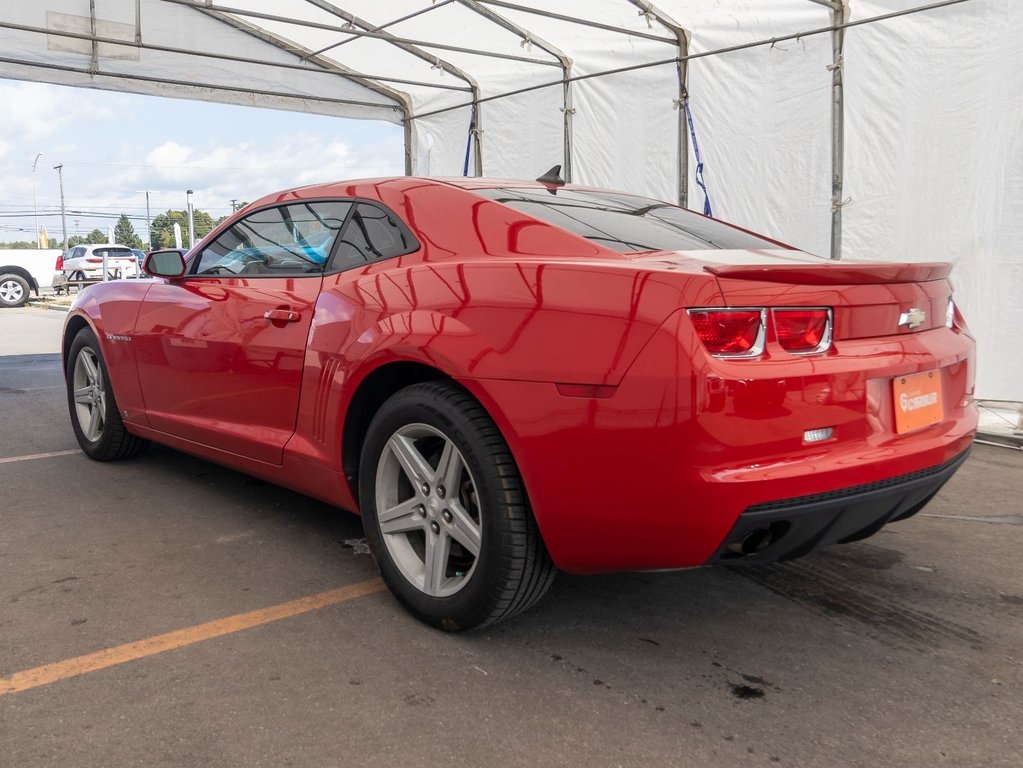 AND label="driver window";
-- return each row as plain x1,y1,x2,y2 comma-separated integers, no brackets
194,201,352,277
